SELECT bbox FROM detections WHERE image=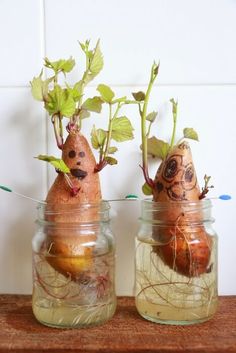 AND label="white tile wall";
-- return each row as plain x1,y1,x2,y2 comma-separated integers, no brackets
0,0,235,295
